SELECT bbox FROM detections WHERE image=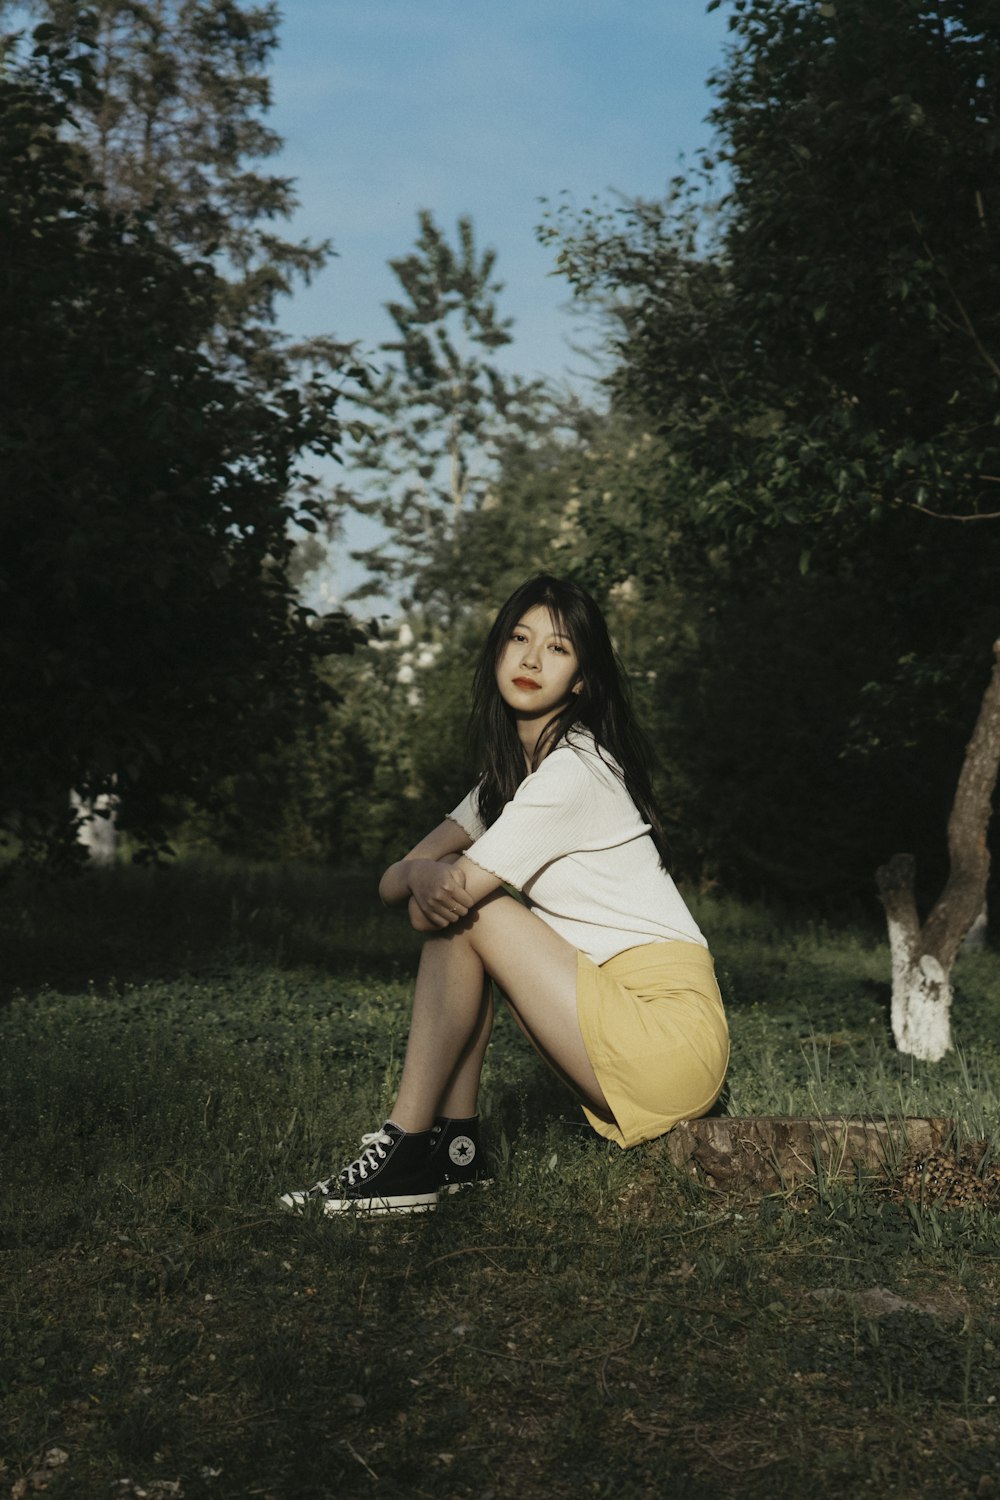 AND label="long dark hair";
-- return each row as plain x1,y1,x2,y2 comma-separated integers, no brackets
470,575,669,869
